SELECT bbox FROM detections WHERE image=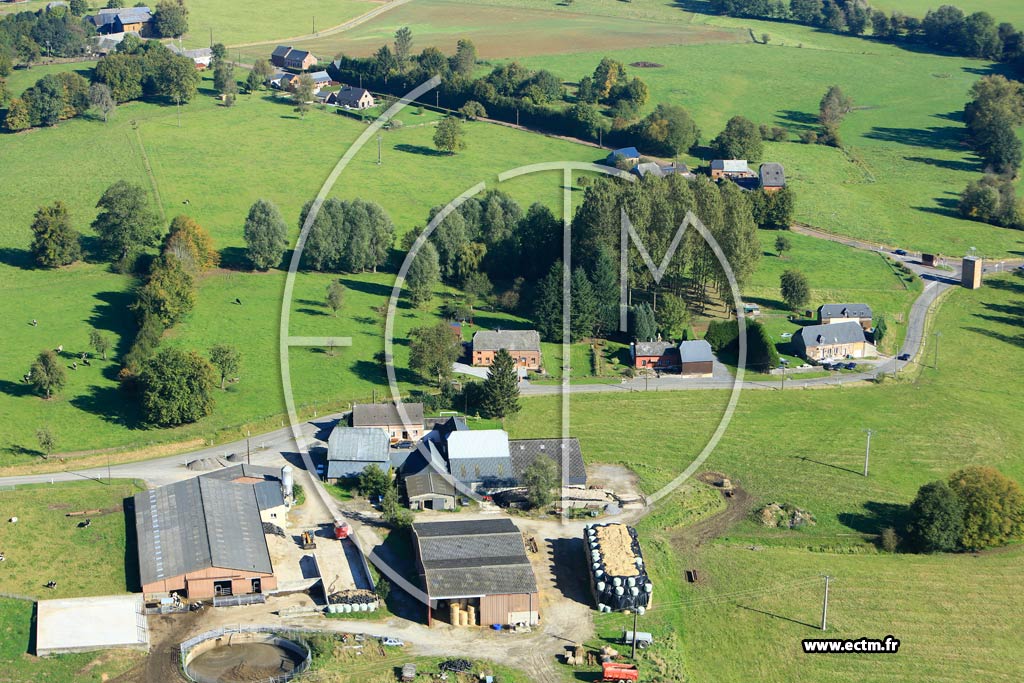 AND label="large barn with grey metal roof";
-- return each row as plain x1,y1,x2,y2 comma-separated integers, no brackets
133,467,286,598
